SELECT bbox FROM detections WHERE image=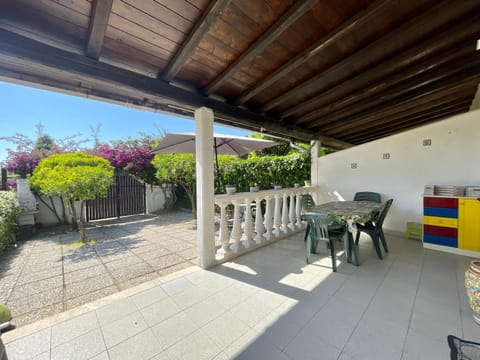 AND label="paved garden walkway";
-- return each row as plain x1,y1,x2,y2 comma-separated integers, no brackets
0,210,197,328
